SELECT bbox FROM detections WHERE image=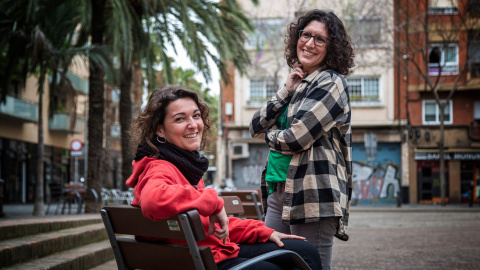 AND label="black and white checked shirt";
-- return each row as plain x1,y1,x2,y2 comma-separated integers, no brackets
250,68,353,232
